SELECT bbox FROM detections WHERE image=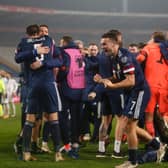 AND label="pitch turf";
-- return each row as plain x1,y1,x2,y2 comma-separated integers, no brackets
0,104,167,168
